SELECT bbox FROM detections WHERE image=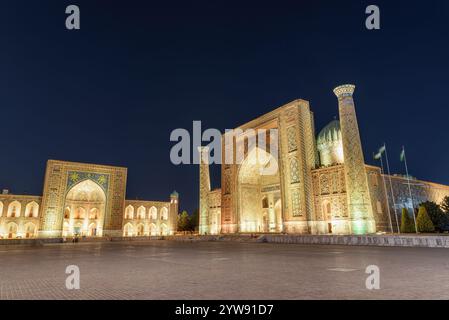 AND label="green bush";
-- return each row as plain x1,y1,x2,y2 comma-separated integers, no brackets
177,211,190,231
400,208,415,233
420,201,447,232
416,206,435,233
